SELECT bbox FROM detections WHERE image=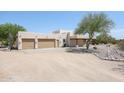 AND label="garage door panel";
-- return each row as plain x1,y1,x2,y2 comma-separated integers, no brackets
70,39,86,47
70,39,76,47
22,39,35,49
38,39,55,48
77,40,85,47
